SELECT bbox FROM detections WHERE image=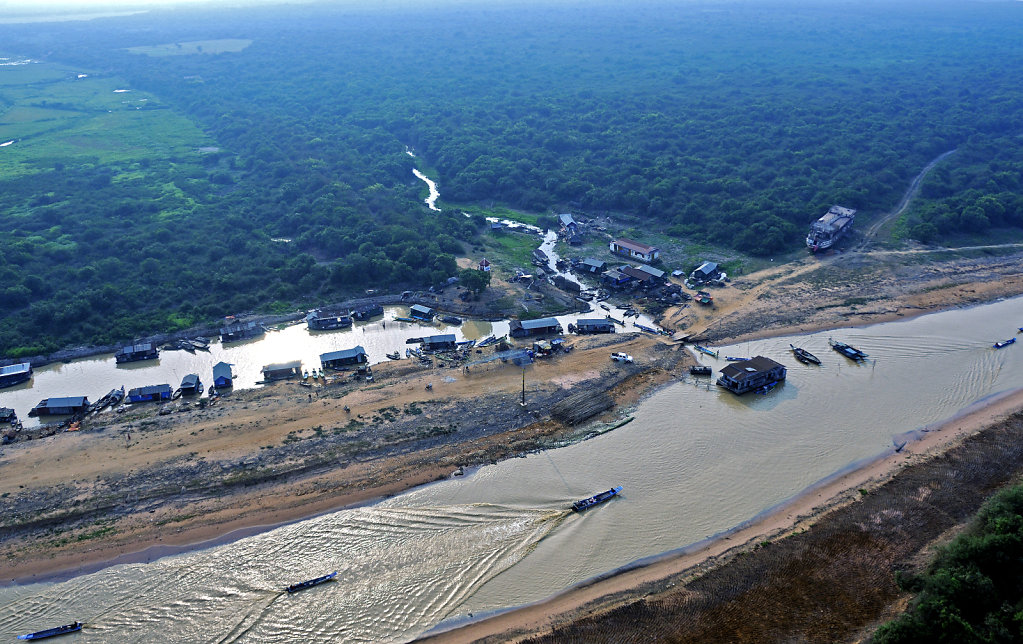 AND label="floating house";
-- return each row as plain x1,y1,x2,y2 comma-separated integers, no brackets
0,407,16,423
262,361,302,380
573,318,616,334
716,356,787,395
212,362,234,389
305,310,353,331
179,373,203,396
510,317,563,338
320,347,368,370
127,384,172,403
352,304,384,321
0,362,32,388
421,334,458,351
29,396,90,416
609,238,660,263
114,343,158,364
409,304,435,321
220,320,264,343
